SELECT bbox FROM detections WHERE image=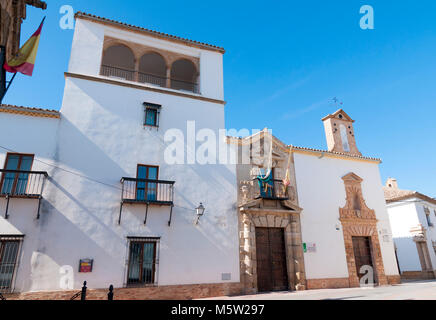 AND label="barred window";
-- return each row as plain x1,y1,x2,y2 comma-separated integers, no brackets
127,237,160,286
0,236,23,291
143,103,161,127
